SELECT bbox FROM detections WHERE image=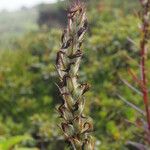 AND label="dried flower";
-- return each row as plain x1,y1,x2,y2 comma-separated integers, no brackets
55,1,94,149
